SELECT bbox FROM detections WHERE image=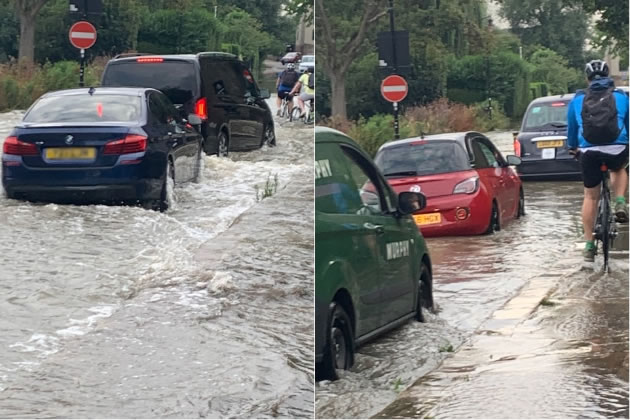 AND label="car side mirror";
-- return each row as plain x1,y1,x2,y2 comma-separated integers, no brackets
398,191,426,215
506,155,522,166
259,88,270,99
187,114,202,126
